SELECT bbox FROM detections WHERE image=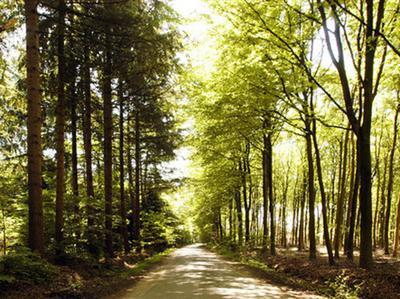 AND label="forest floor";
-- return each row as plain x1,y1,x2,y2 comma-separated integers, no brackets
0,248,173,299
110,244,323,299
213,244,400,298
